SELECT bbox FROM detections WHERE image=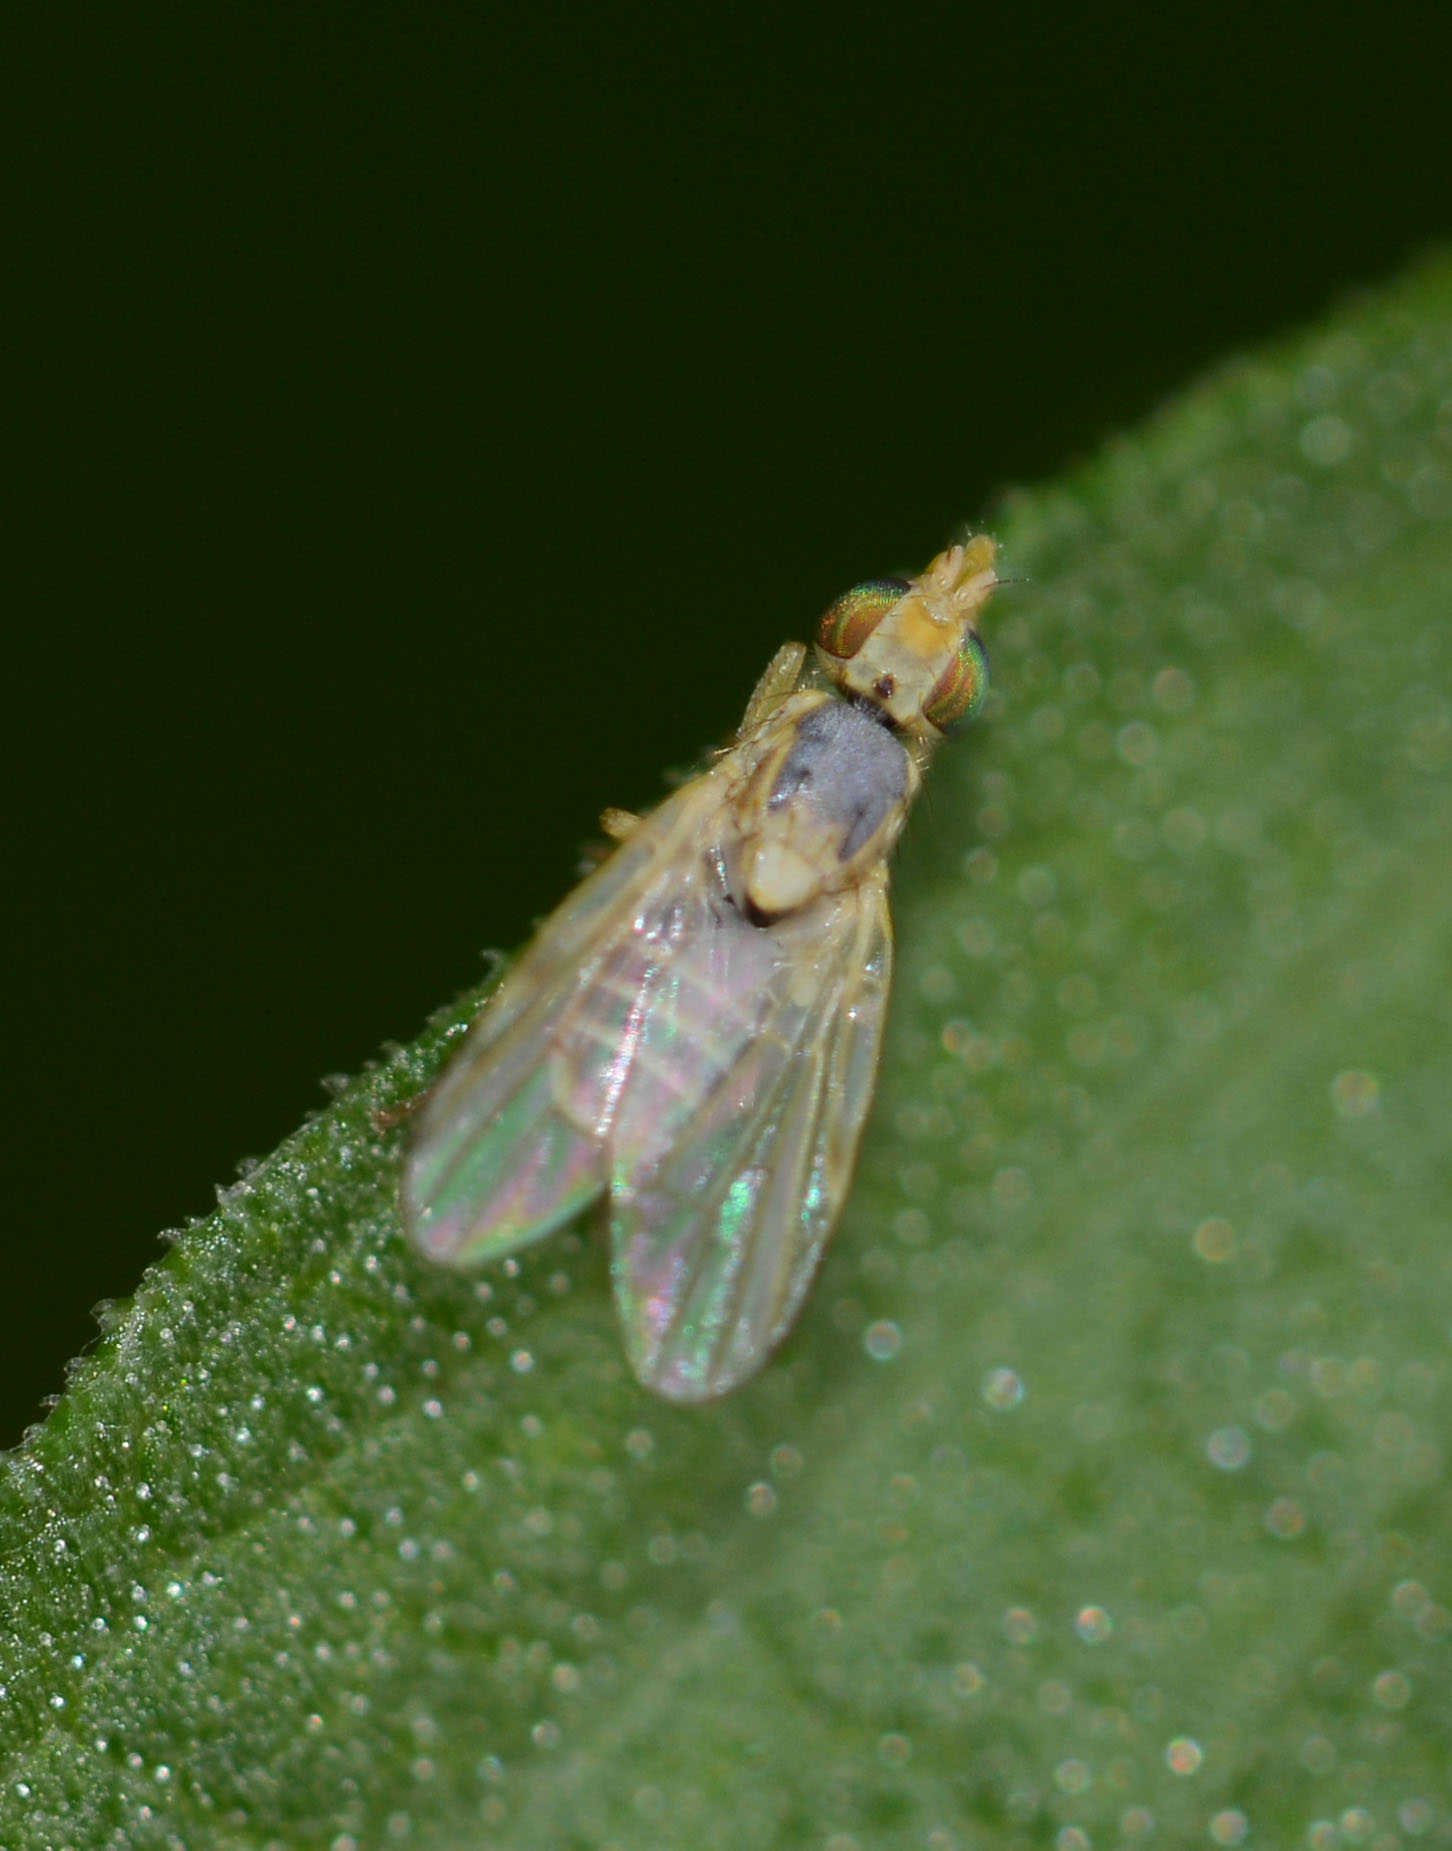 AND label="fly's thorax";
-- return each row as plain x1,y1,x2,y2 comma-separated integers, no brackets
816,537,996,739
729,691,916,921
